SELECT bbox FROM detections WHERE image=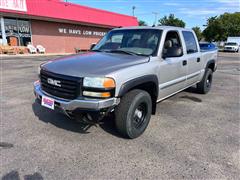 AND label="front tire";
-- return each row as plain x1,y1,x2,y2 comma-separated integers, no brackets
196,68,213,94
115,90,152,139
